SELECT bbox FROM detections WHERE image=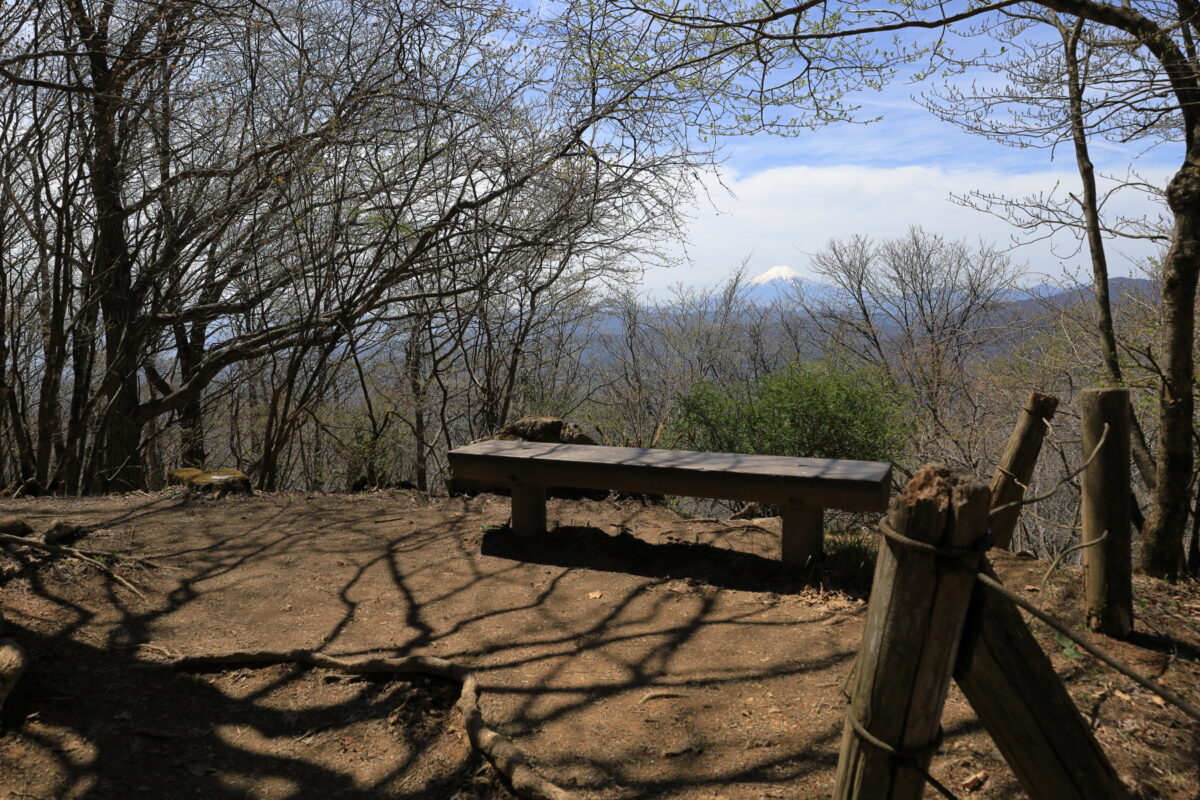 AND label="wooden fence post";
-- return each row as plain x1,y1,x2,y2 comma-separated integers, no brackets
1080,388,1133,638
834,465,989,800
990,392,1059,550
953,561,1130,799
